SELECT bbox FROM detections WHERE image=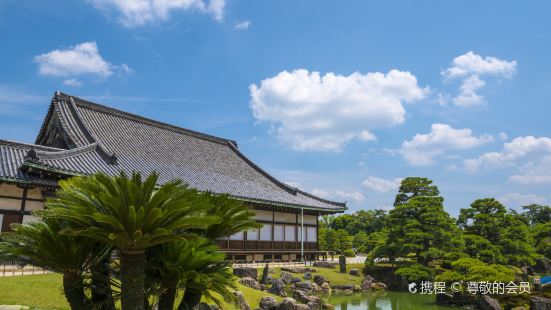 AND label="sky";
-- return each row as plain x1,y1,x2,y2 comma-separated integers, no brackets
1,0,550,216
